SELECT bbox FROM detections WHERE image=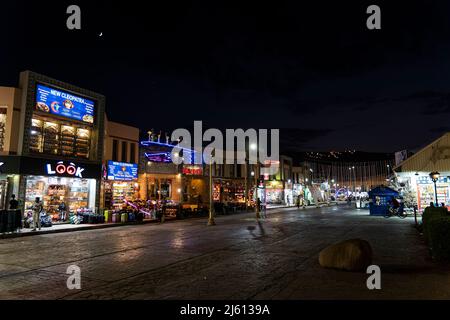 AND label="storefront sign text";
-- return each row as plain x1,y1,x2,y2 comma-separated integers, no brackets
47,161,85,178
182,166,203,175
